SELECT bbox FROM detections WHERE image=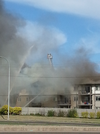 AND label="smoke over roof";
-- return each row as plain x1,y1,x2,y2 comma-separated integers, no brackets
12,48,100,105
